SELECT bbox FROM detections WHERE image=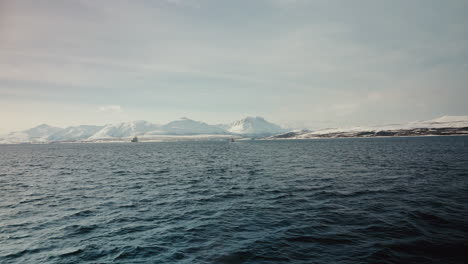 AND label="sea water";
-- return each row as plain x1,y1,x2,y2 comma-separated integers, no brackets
1,137,467,263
